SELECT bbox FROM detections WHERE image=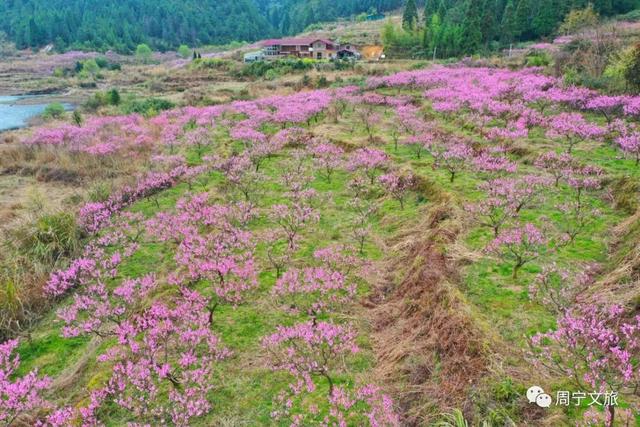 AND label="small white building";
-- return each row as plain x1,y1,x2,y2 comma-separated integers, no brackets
243,51,265,63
